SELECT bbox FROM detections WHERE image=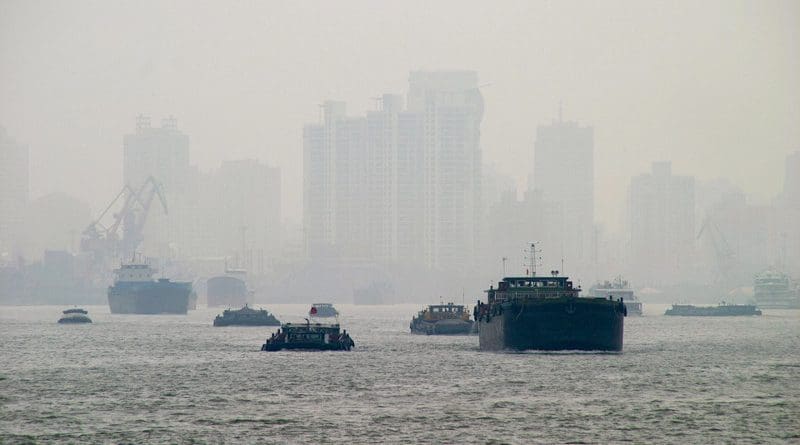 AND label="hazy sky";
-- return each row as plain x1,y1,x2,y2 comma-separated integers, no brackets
1,0,798,230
